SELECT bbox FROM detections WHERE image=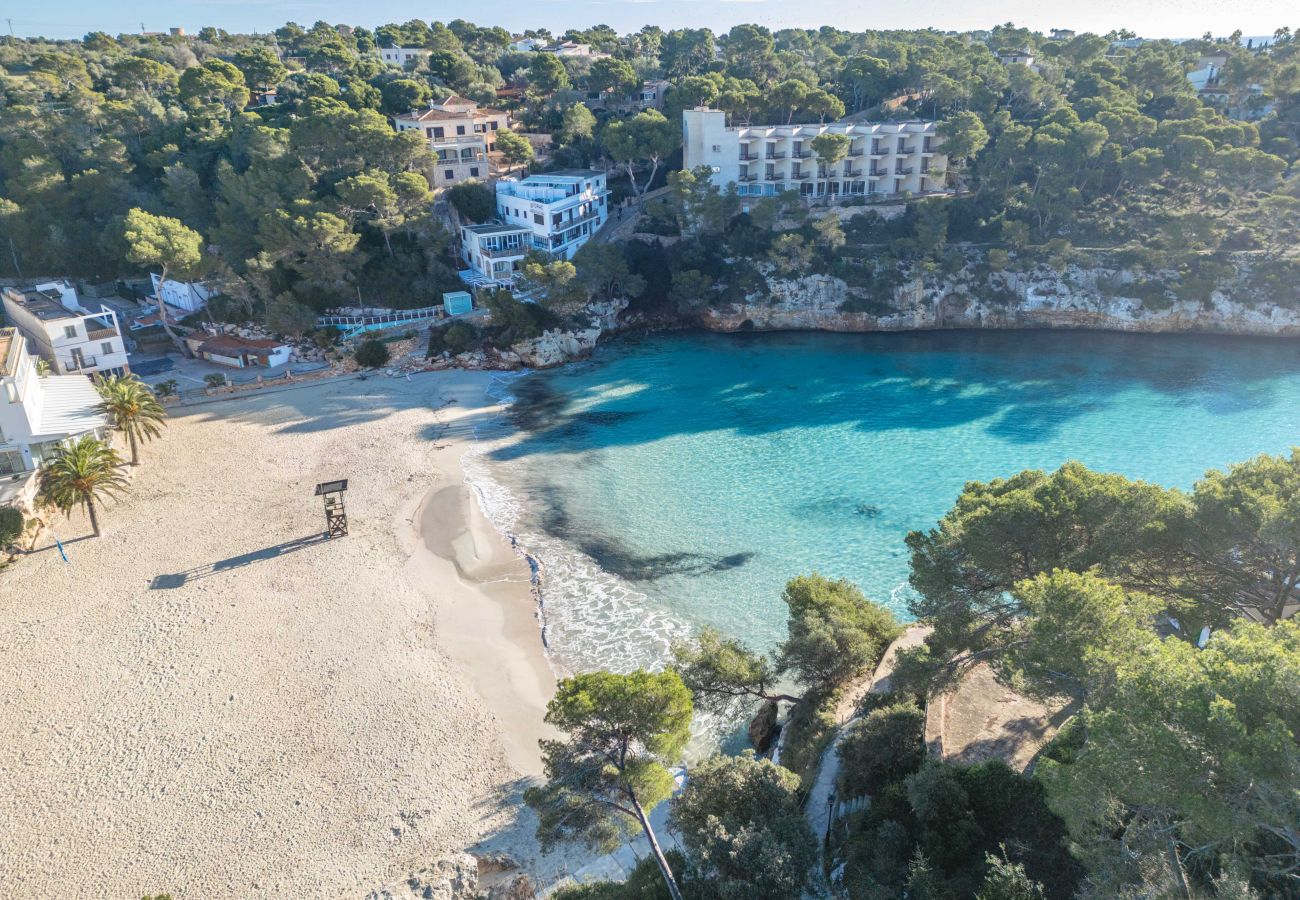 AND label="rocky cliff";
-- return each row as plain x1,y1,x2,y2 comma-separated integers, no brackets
698,264,1300,337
